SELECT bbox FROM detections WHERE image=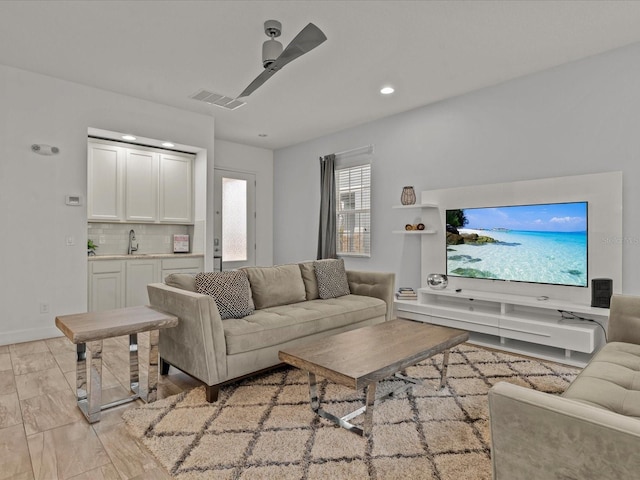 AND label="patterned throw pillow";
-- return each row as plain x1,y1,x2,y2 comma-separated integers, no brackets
313,258,351,299
195,271,254,320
